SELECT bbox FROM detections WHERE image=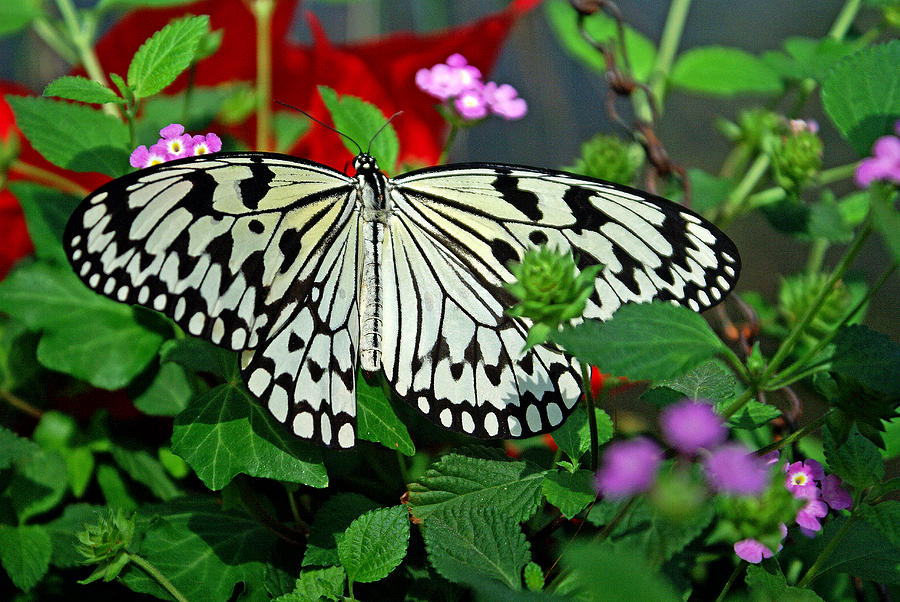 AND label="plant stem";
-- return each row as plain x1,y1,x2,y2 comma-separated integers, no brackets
251,0,275,152
31,17,78,64
754,409,834,457
1,390,43,419
717,154,770,228
743,162,860,211
9,160,91,196
805,239,829,275
437,123,458,165
582,364,599,472
644,0,691,116
828,0,862,40
797,512,860,588
759,220,872,383
714,561,744,602
126,553,189,602
721,387,755,420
